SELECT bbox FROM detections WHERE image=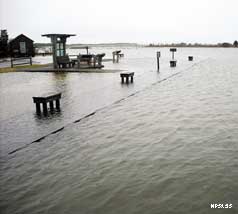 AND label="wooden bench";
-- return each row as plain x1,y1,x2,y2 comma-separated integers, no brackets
120,72,134,84
81,54,94,64
57,55,74,68
77,54,94,68
11,57,32,68
77,54,105,68
33,93,61,115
